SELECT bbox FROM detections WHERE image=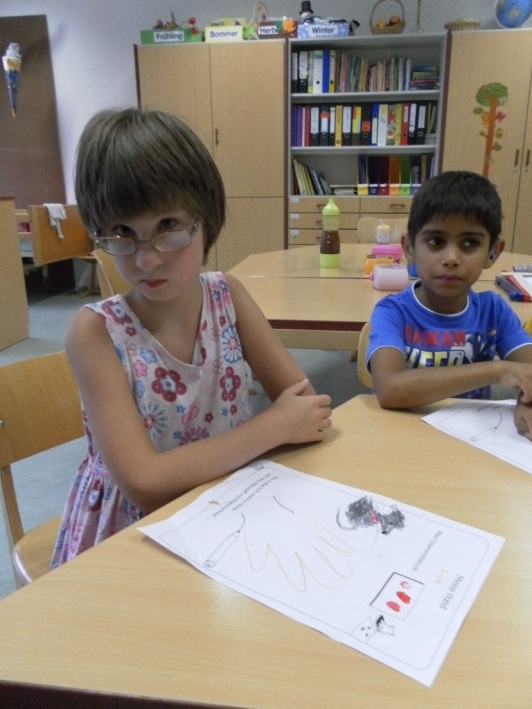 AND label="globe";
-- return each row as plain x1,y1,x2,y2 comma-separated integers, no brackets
495,0,532,28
